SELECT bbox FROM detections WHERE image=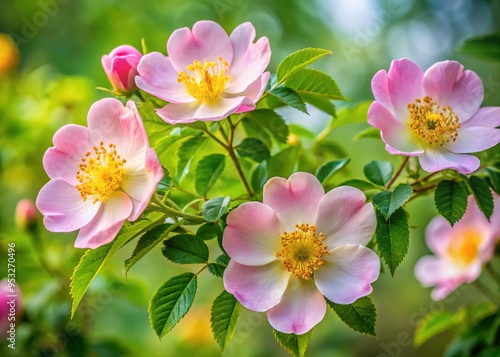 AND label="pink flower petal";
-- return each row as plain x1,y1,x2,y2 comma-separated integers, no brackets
167,21,233,73
263,172,325,232
386,58,424,119
462,107,500,129
155,102,200,124
225,22,271,93
315,186,376,249
122,148,163,221
223,202,283,266
43,124,90,185
314,245,380,304
136,53,195,104
371,69,393,113
414,256,455,287
418,148,480,174
74,191,133,249
223,260,290,312
36,178,100,232
423,61,483,121
424,216,453,256
230,72,270,104
431,280,463,301
490,196,500,241
444,127,500,154
195,96,255,121
267,278,326,335
368,101,424,156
